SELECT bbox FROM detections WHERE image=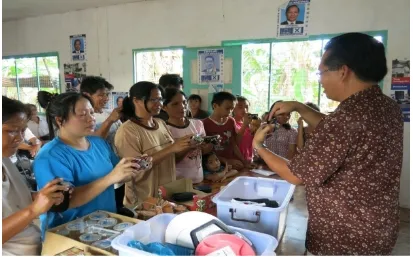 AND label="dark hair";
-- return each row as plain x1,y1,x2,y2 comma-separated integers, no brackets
74,39,81,46
286,4,299,14
38,91,92,140
305,102,320,112
211,92,236,108
163,88,186,106
25,104,37,119
269,100,291,130
236,95,250,105
2,96,27,123
116,96,124,103
188,94,202,103
159,74,183,89
205,55,215,61
202,152,218,170
122,81,164,120
80,76,114,95
323,32,387,83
